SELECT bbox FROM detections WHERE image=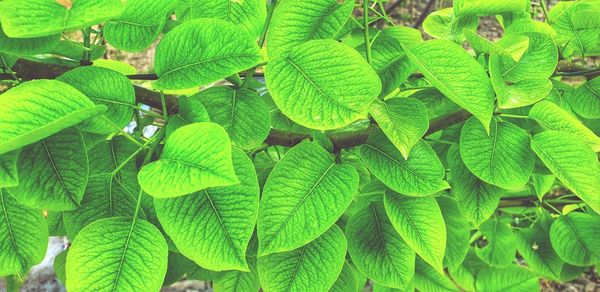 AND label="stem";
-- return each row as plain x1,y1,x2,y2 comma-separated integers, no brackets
133,105,163,119
102,116,145,148
377,1,394,25
242,0,277,88
160,91,169,122
540,0,550,23
363,0,372,64
81,28,92,66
